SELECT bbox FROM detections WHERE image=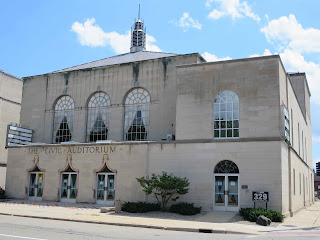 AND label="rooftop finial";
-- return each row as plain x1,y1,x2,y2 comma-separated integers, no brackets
130,4,146,53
